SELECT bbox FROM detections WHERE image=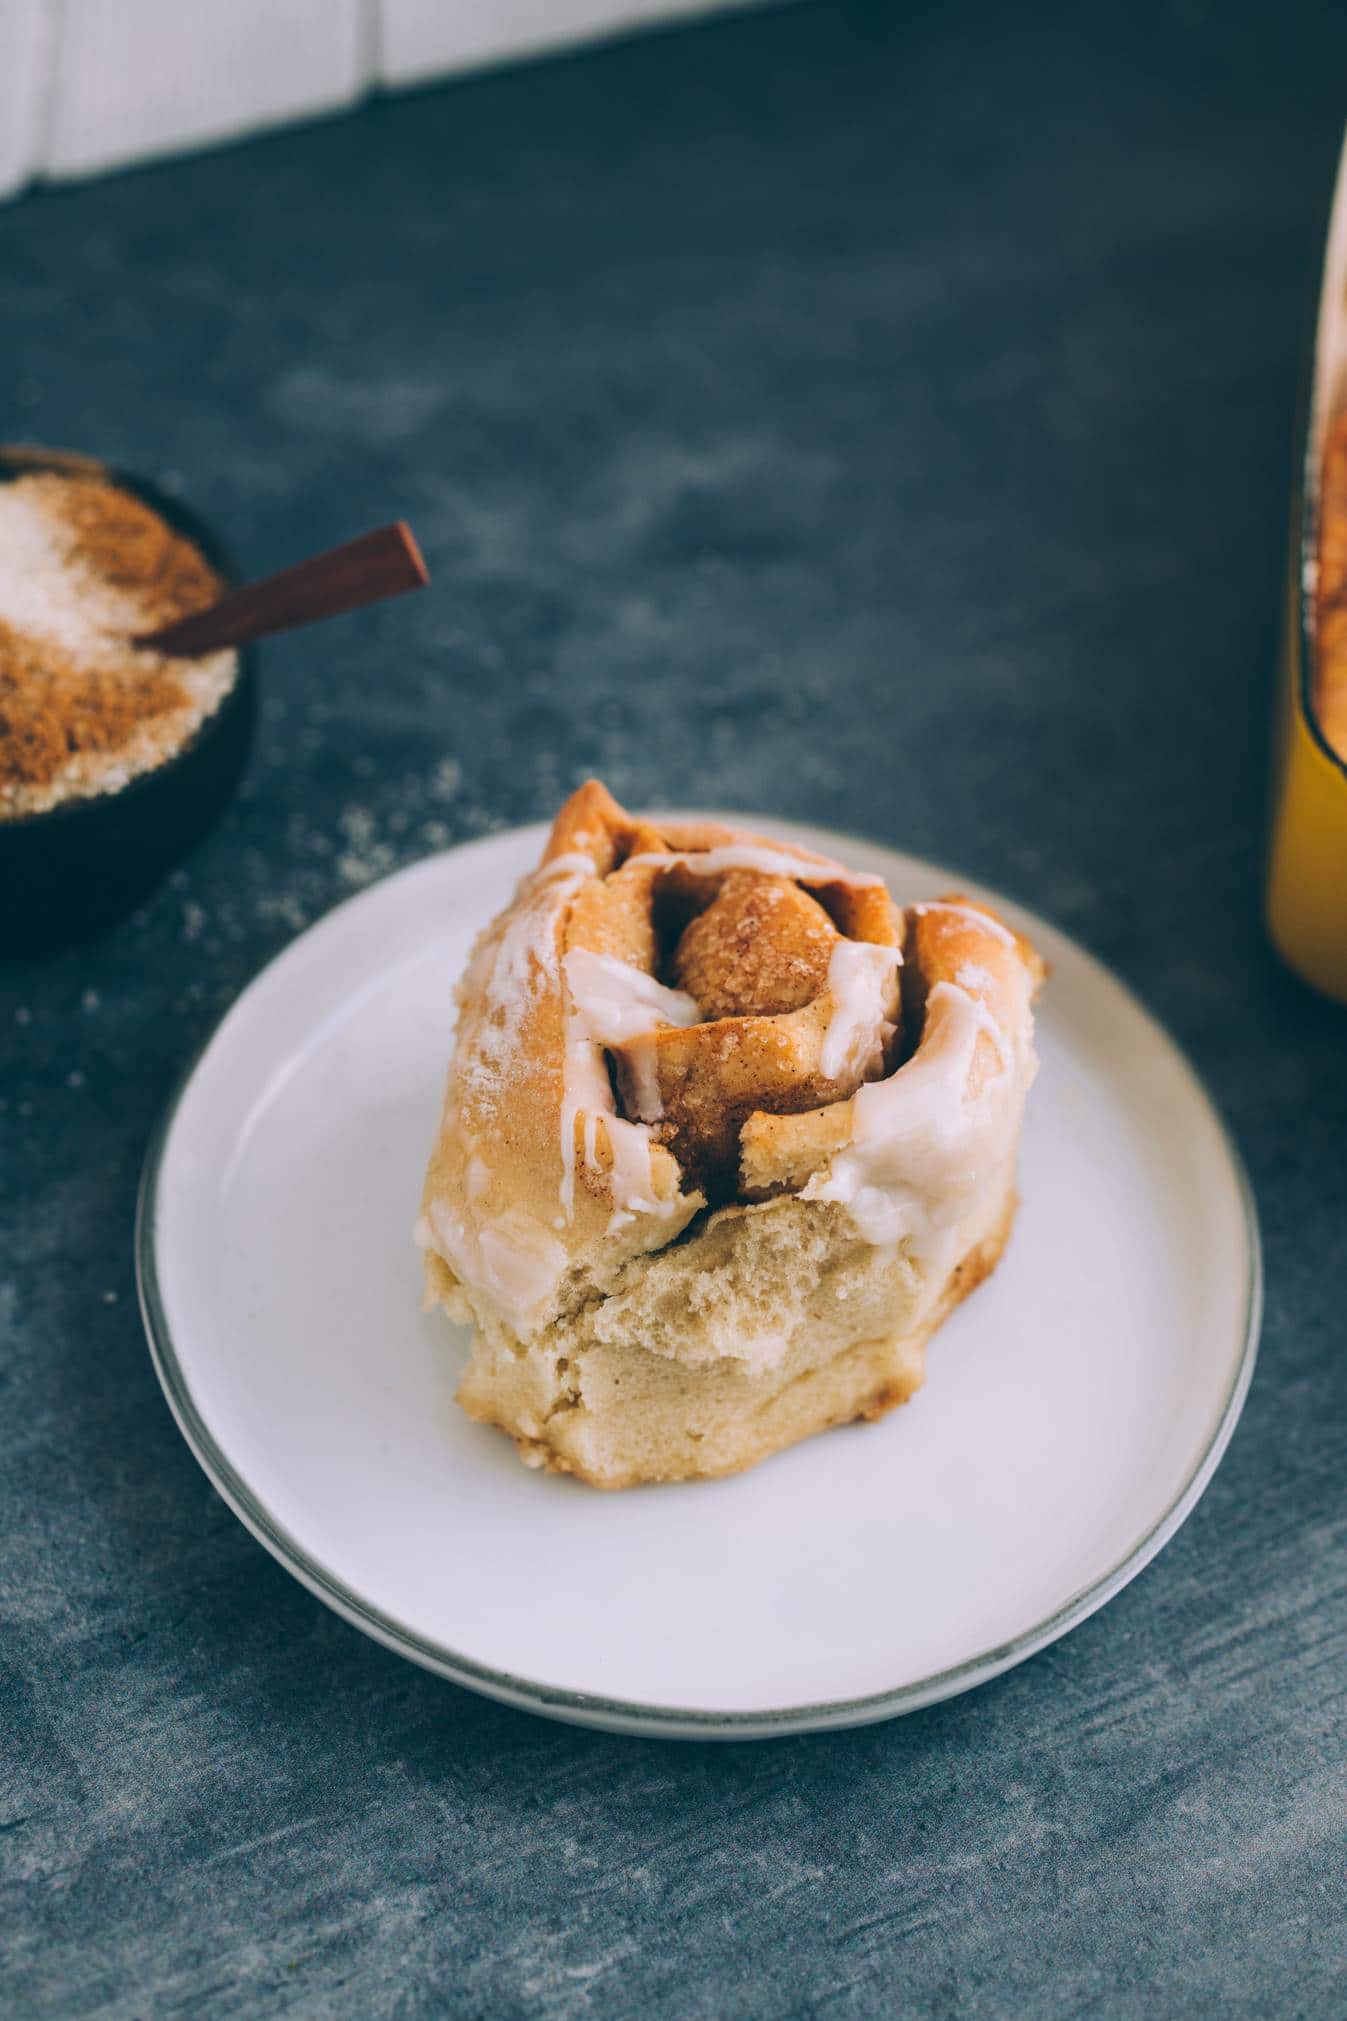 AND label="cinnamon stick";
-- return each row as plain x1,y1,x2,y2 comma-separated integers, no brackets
136,521,428,657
